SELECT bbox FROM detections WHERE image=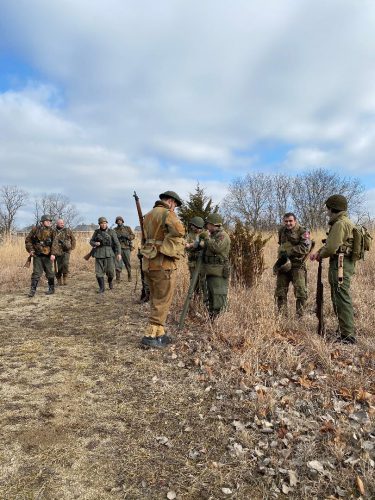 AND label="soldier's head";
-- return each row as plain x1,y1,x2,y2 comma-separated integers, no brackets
283,212,297,230
189,216,204,233
159,191,182,210
115,216,124,225
325,194,348,214
205,213,223,234
56,218,65,229
98,217,108,229
40,214,52,227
